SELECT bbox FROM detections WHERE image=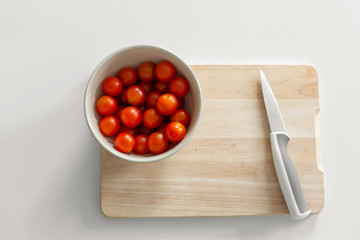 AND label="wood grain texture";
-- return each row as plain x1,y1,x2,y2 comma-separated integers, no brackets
100,65,323,217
